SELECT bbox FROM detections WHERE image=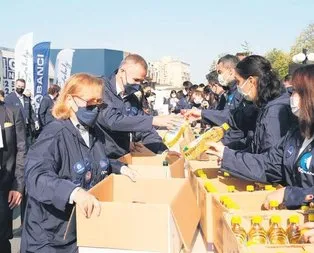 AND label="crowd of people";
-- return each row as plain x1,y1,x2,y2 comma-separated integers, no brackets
1,52,314,252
